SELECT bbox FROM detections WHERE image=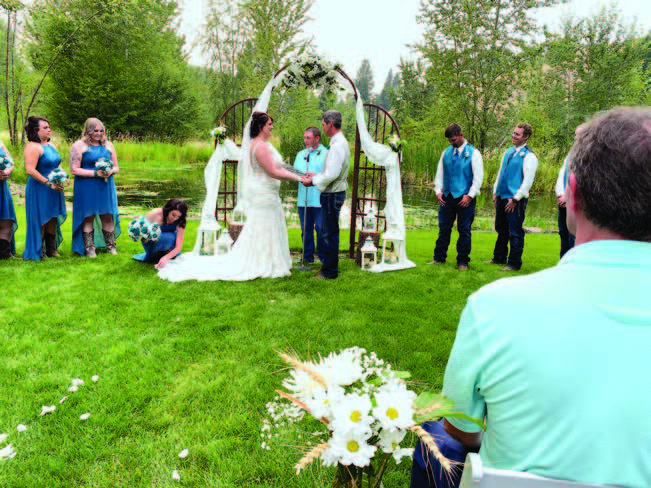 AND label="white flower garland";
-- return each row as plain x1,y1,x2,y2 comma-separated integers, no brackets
280,53,342,92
